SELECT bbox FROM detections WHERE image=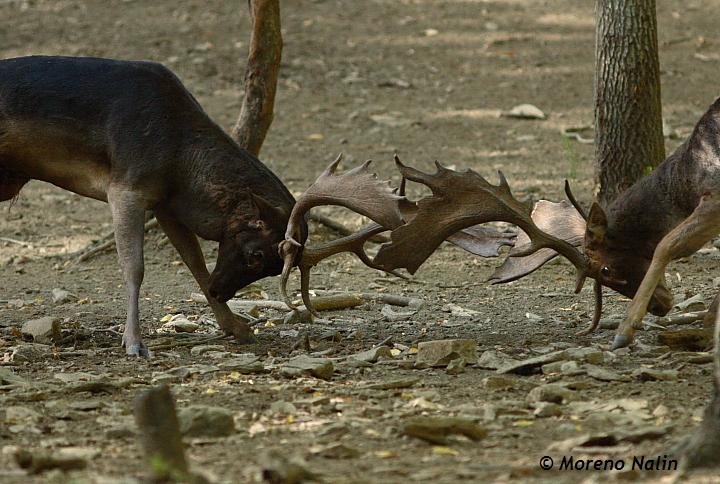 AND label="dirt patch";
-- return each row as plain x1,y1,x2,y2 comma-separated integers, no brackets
1,0,719,482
